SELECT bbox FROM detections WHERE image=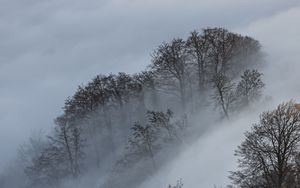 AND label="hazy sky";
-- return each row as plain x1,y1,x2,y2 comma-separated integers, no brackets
0,0,299,173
